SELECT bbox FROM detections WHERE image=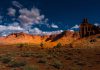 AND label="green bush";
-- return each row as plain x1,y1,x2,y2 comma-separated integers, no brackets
66,44,73,48
96,36,100,38
51,60,62,69
23,65,39,70
46,55,53,59
0,55,11,63
16,43,29,48
8,60,26,67
35,53,44,58
54,43,62,48
38,58,47,64
69,65,81,70
90,39,96,42
40,42,44,49
21,52,34,57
